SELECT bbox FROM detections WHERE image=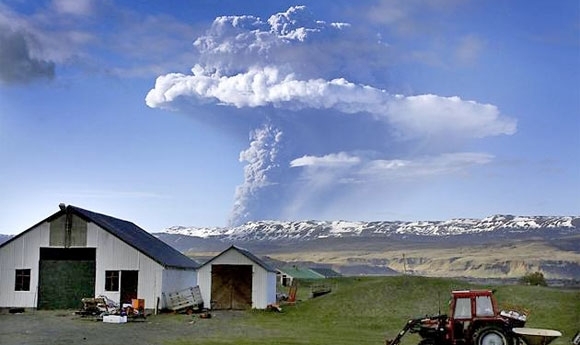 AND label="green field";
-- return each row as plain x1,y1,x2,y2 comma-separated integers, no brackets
170,276,580,345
